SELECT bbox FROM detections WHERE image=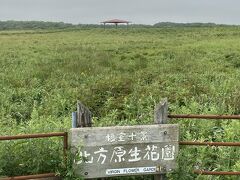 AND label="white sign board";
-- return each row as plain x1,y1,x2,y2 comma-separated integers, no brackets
70,124,179,178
